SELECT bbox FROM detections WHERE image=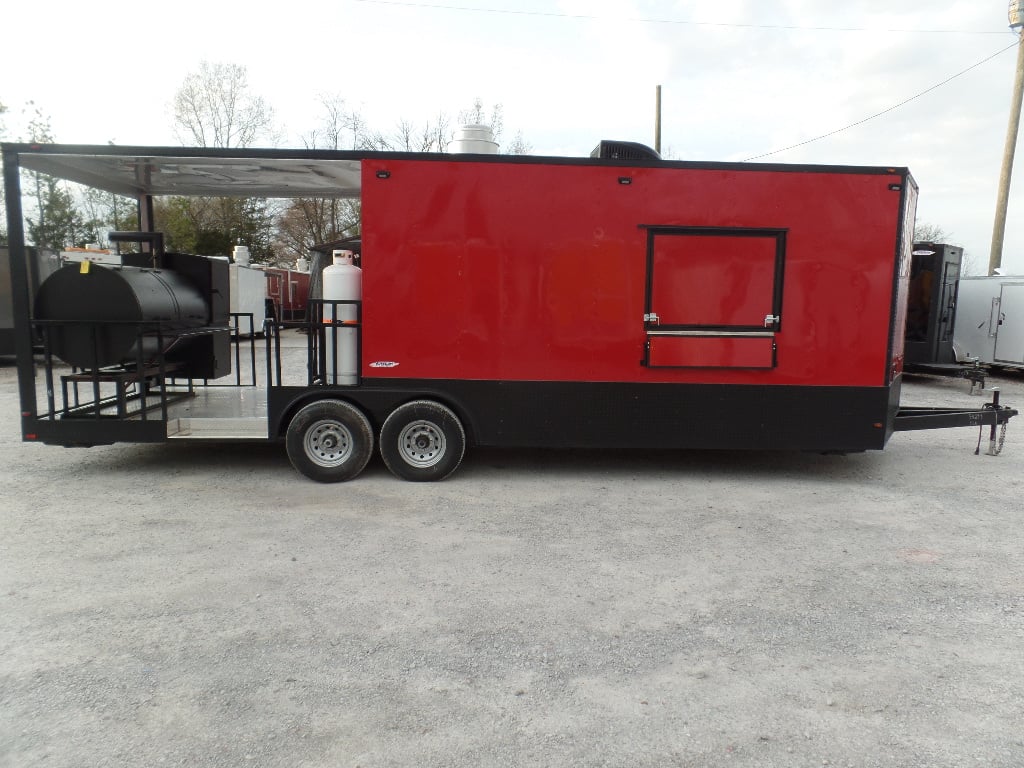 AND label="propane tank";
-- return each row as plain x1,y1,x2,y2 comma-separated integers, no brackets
322,249,361,385
232,244,251,267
